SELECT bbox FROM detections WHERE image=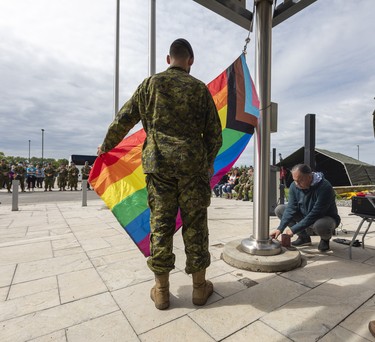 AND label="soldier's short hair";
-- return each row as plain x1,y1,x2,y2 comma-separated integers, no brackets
169,38,194,60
